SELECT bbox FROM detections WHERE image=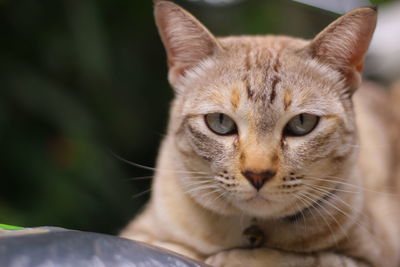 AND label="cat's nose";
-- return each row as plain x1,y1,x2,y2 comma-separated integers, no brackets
242,169,276,190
